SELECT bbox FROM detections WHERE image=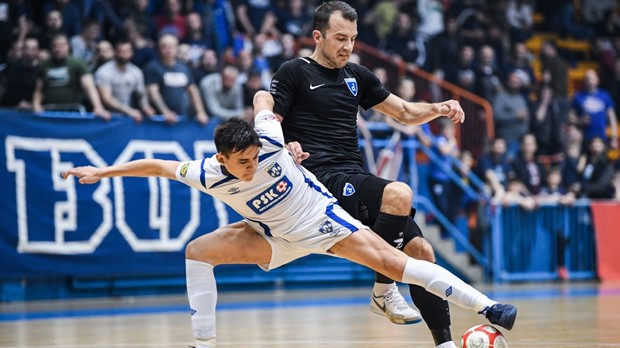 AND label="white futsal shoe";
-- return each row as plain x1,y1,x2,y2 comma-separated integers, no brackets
370,283,423,324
